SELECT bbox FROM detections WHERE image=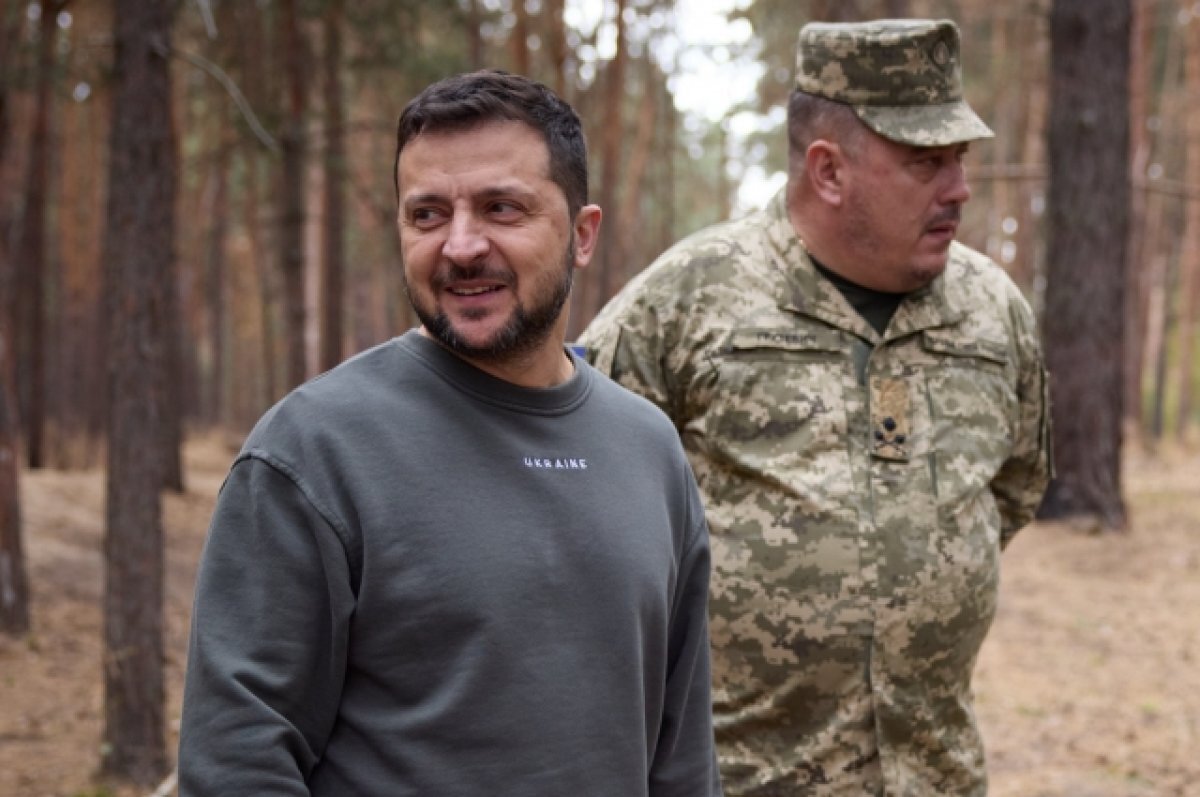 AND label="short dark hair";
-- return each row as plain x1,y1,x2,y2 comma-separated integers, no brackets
786,89,865,177
394,70,589,218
